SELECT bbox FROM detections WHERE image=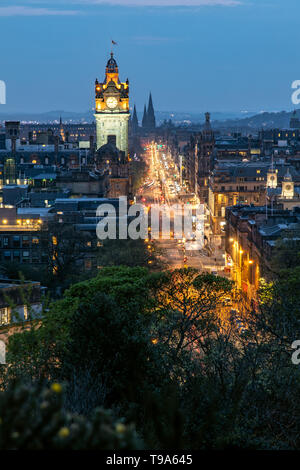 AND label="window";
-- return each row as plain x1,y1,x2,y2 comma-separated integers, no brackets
3,237,9,247
13,236,20,248
22,236,29,247
32,237,39,244
0,307,9,325
4,251,11,261
24,305,28,320
84,259,92,270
